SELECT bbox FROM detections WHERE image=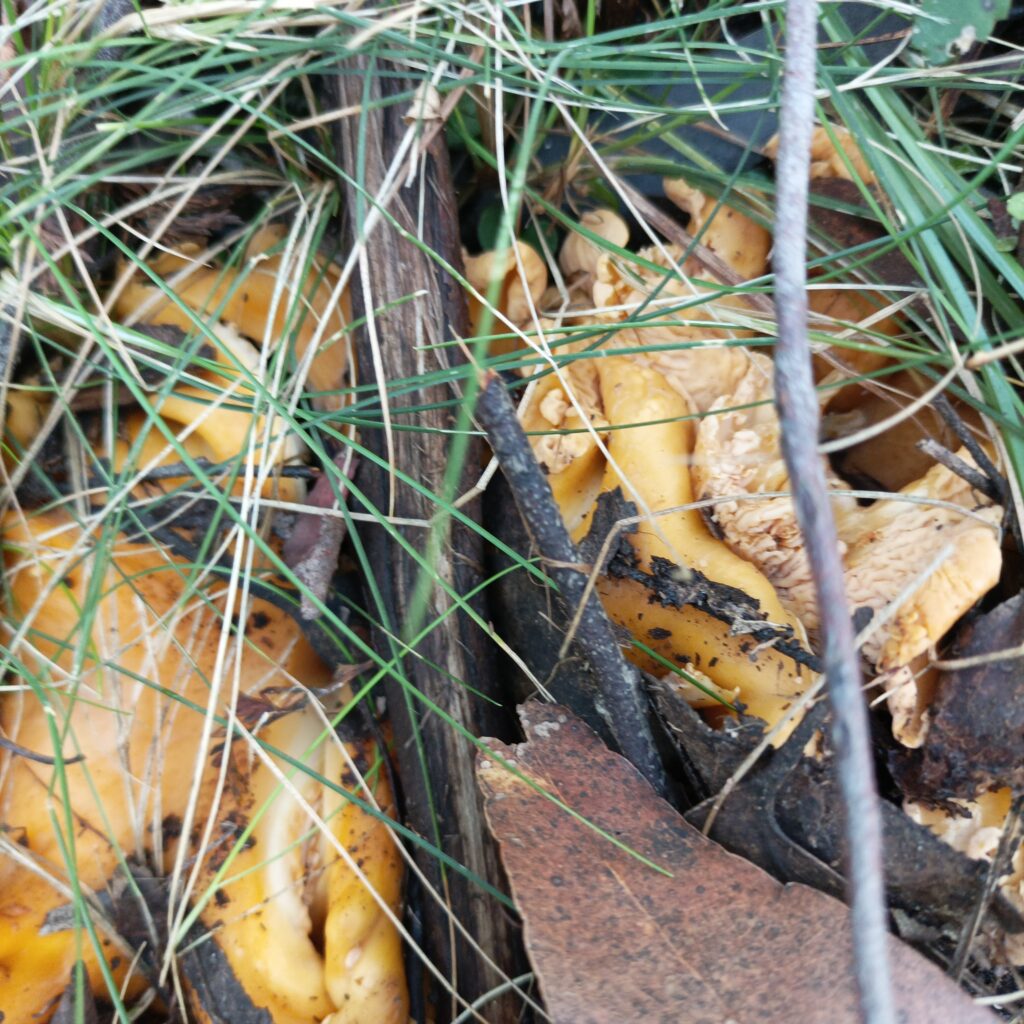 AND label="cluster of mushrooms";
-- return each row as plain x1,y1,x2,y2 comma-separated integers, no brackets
0,121,1019,1024
466,126,1020,959
0,229,407,1021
